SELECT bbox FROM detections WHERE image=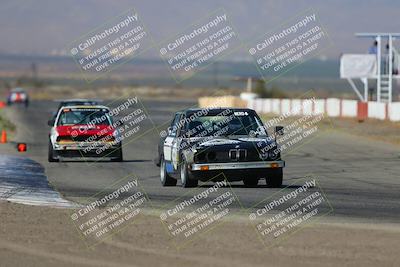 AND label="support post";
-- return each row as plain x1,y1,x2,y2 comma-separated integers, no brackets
361,78,368,101
377,36,381,102
389,35,393,102
347,78,365,101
